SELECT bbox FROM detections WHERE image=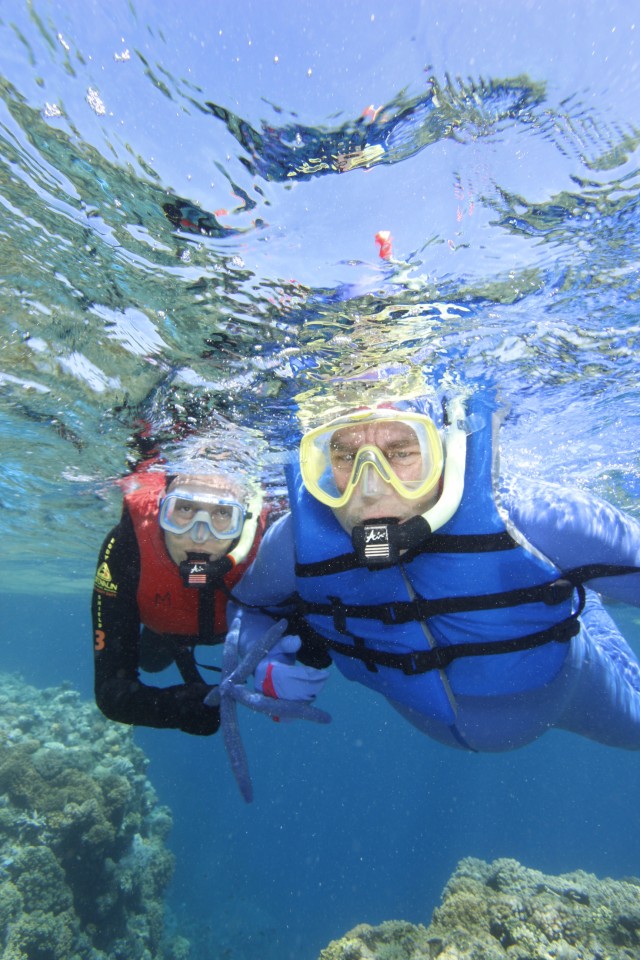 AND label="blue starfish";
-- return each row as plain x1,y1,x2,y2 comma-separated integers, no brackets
209,622,331,802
